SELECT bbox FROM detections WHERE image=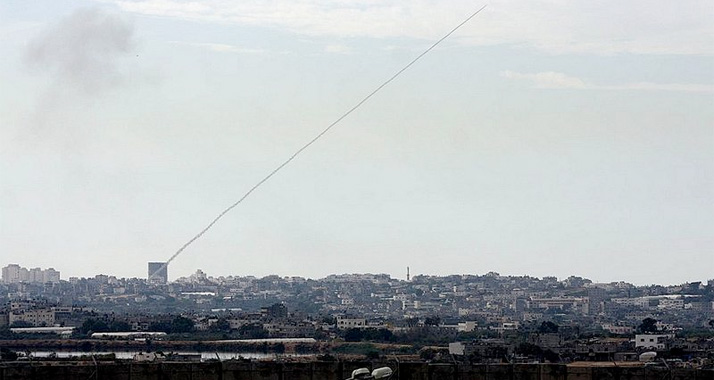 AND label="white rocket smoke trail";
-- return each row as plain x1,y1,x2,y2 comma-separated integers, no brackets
150,4,488,282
